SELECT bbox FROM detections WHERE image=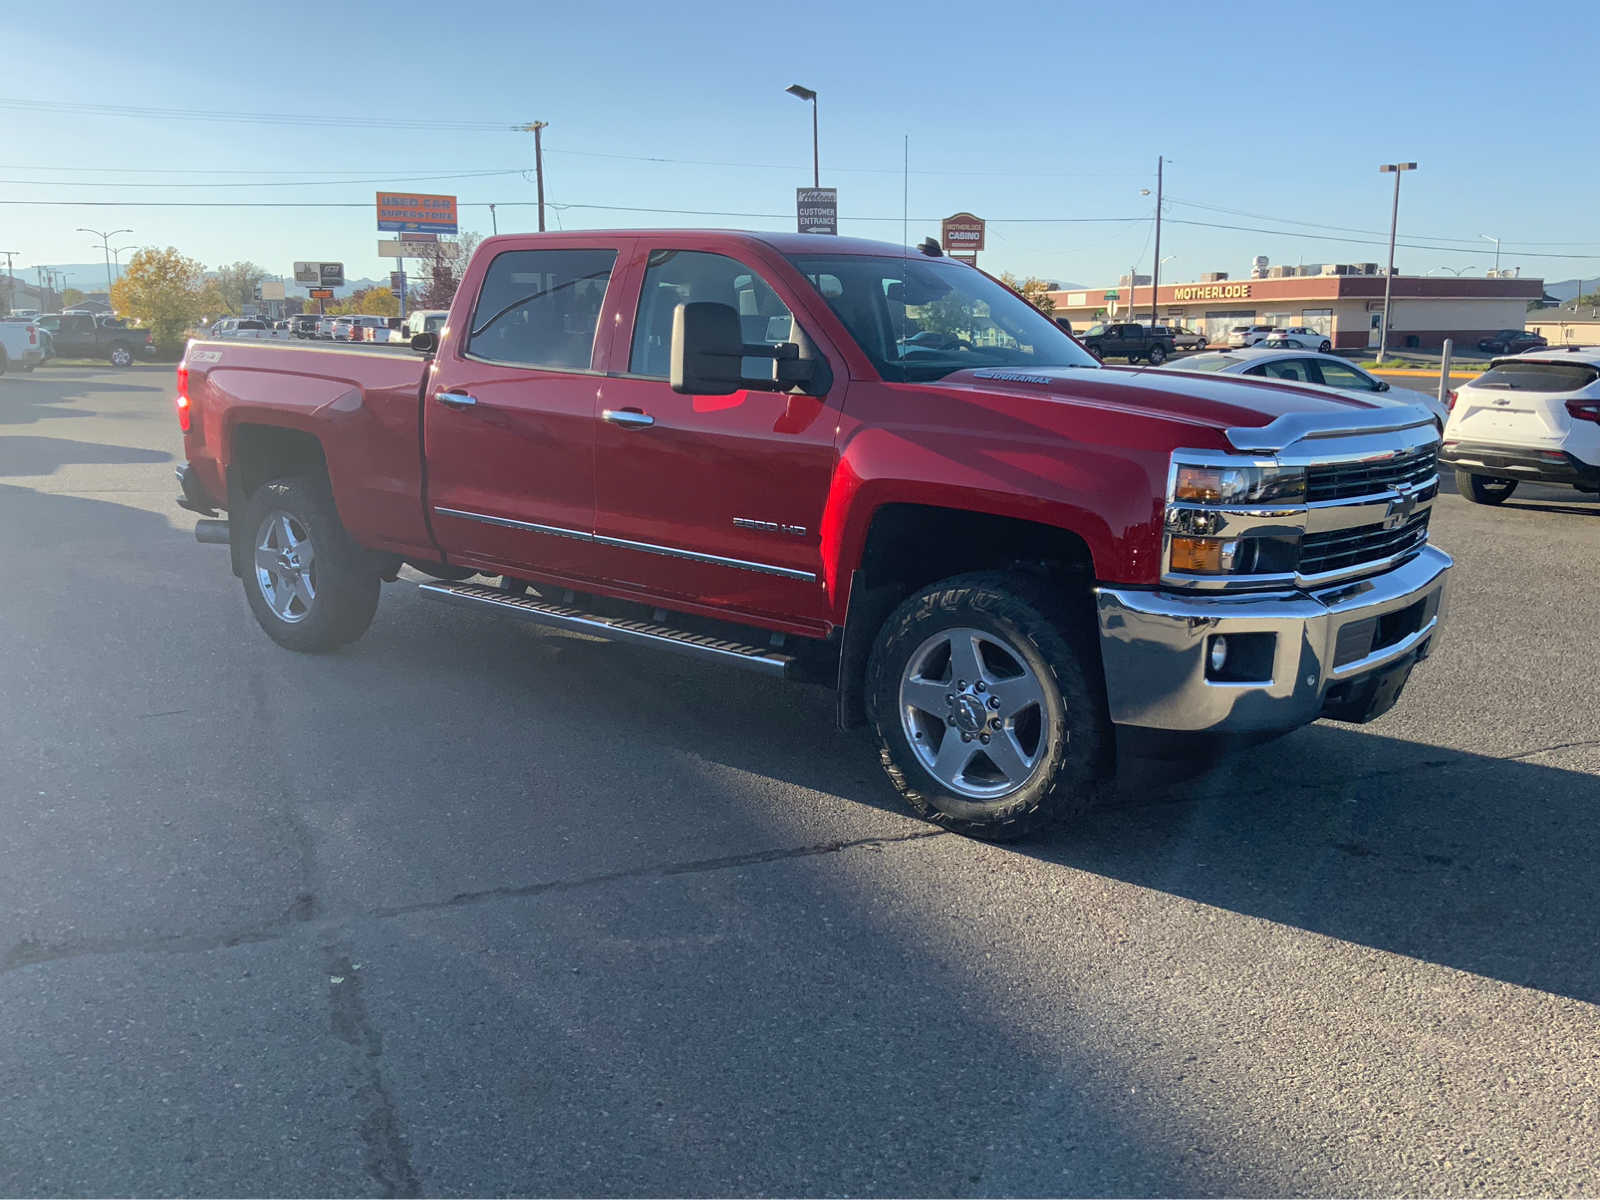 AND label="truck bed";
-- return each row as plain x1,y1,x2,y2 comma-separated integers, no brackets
183,338,437,559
